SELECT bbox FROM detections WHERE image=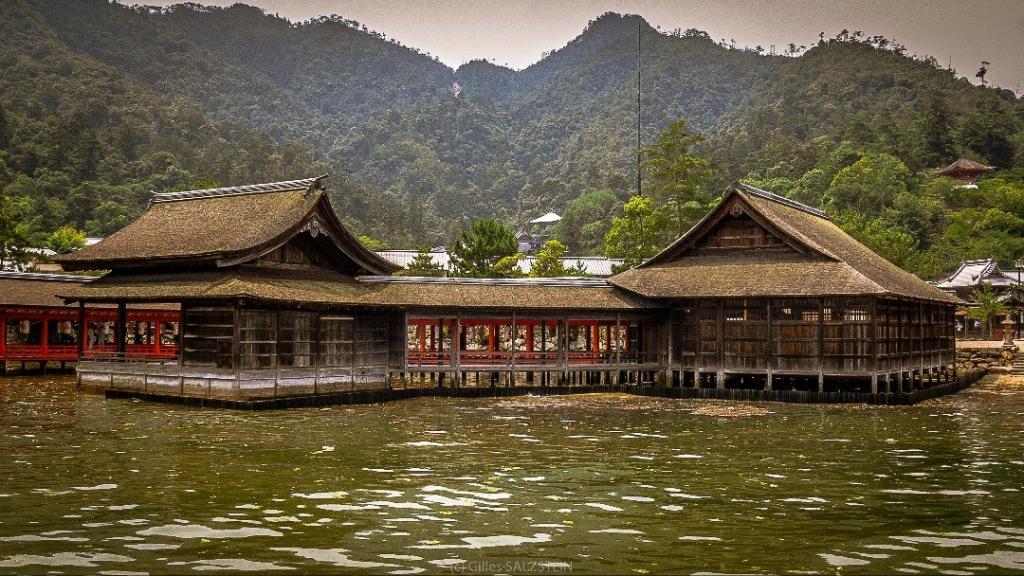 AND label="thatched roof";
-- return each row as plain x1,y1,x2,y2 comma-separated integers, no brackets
0,271,97,307
57,177,399,275
0,271,178,310
60,269,654,311
609,184,959,304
